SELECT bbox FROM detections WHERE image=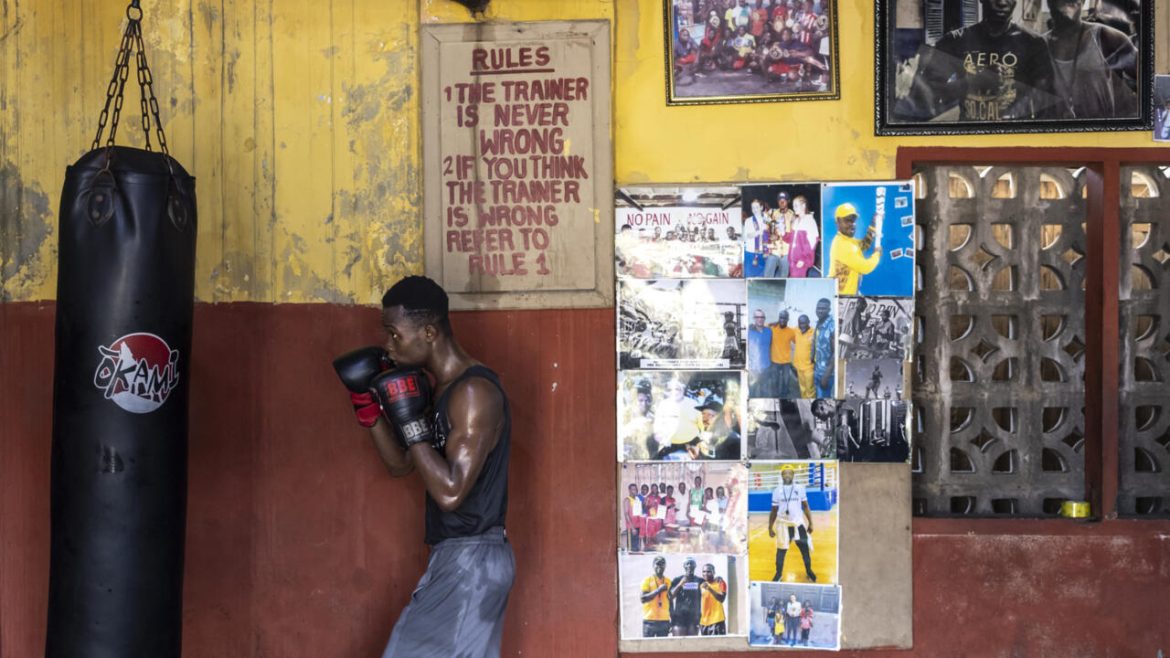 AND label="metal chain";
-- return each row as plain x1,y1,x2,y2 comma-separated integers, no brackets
105,31,133,148
135,24,153,151
131,19,169,157
91,24,135,151
90,1,172,158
